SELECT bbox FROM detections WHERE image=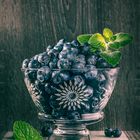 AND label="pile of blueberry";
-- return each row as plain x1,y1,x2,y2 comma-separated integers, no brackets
104,128,122,138
22,39,114,119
